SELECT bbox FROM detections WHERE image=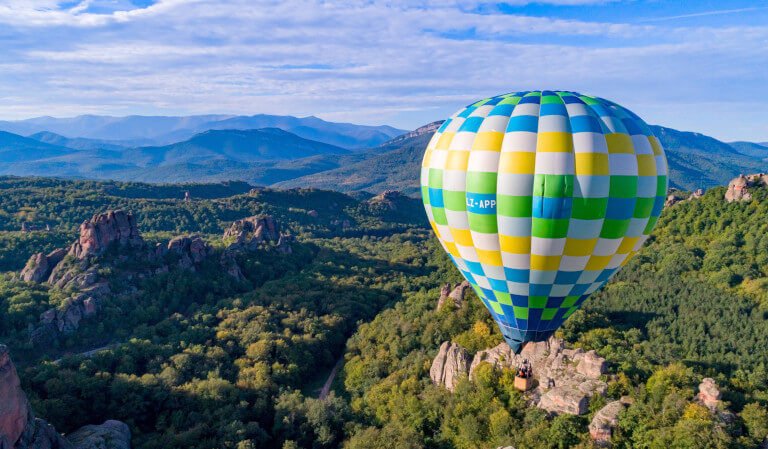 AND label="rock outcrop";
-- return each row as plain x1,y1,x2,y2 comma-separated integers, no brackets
538,387,590,416
31,293,102,345
223,215,279,249
69,211,143,260
697,378,722,410
383,121,444,146
437,281,470,310
22,211,292,346
430,342,471,392
0,346,131,449
725,174,768,202
468,338,608,415
577,350,608,379
367,190,405,211
275,234,293,254
20,250,66,283
165,235,211,270
665,188,705,207
589,400,629,447
66,421,131,449
0,345,29,447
